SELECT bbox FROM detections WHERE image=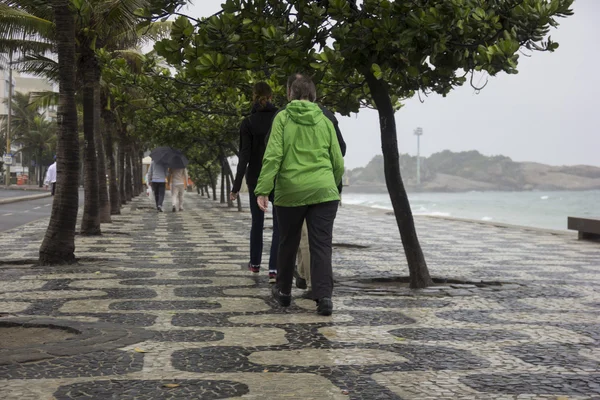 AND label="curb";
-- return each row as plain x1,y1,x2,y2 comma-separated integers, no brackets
0,193,51,205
